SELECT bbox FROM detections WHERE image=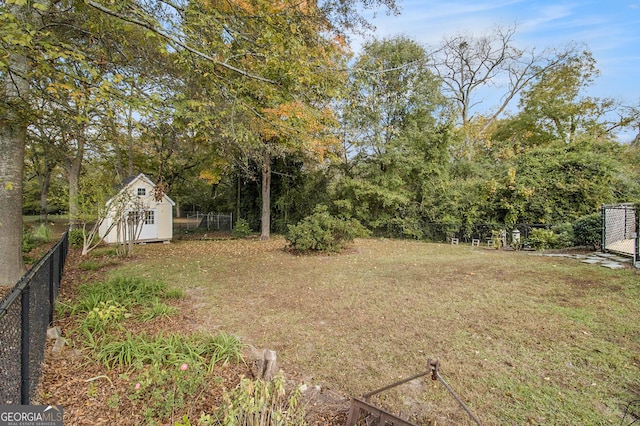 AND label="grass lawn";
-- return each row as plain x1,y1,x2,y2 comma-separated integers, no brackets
93,237,639,424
